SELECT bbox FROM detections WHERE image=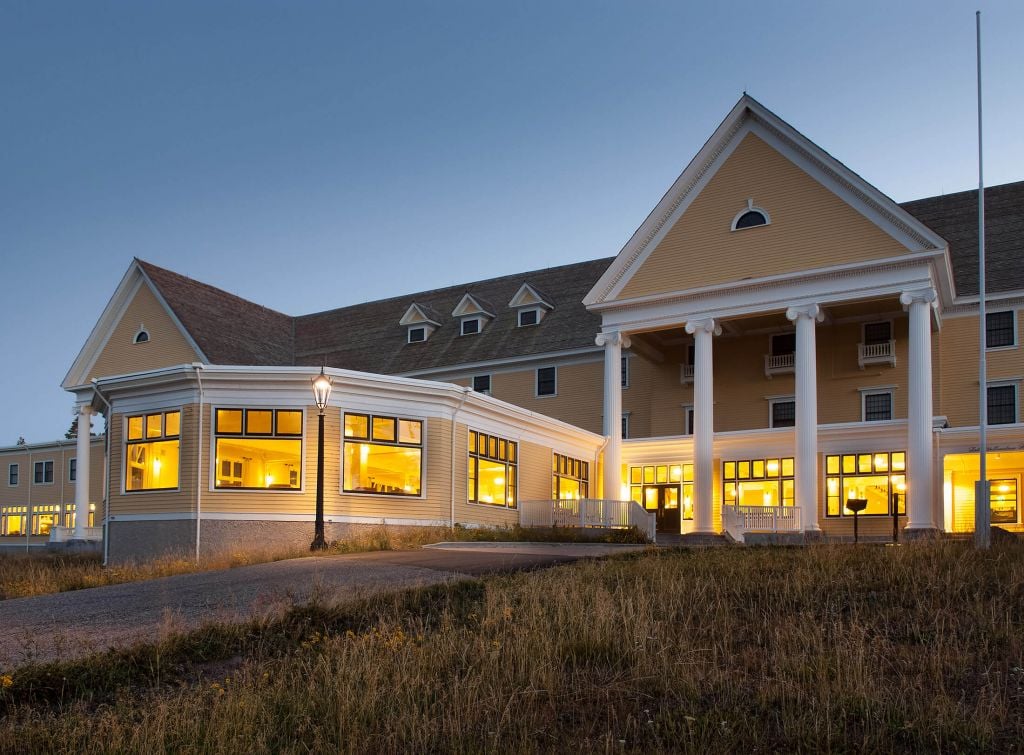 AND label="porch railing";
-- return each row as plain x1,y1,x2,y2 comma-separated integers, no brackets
722,504,802,543
520,499,656,542
680,363,695,383
858,339,896,369
763,353,795,378
48,526,103,543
